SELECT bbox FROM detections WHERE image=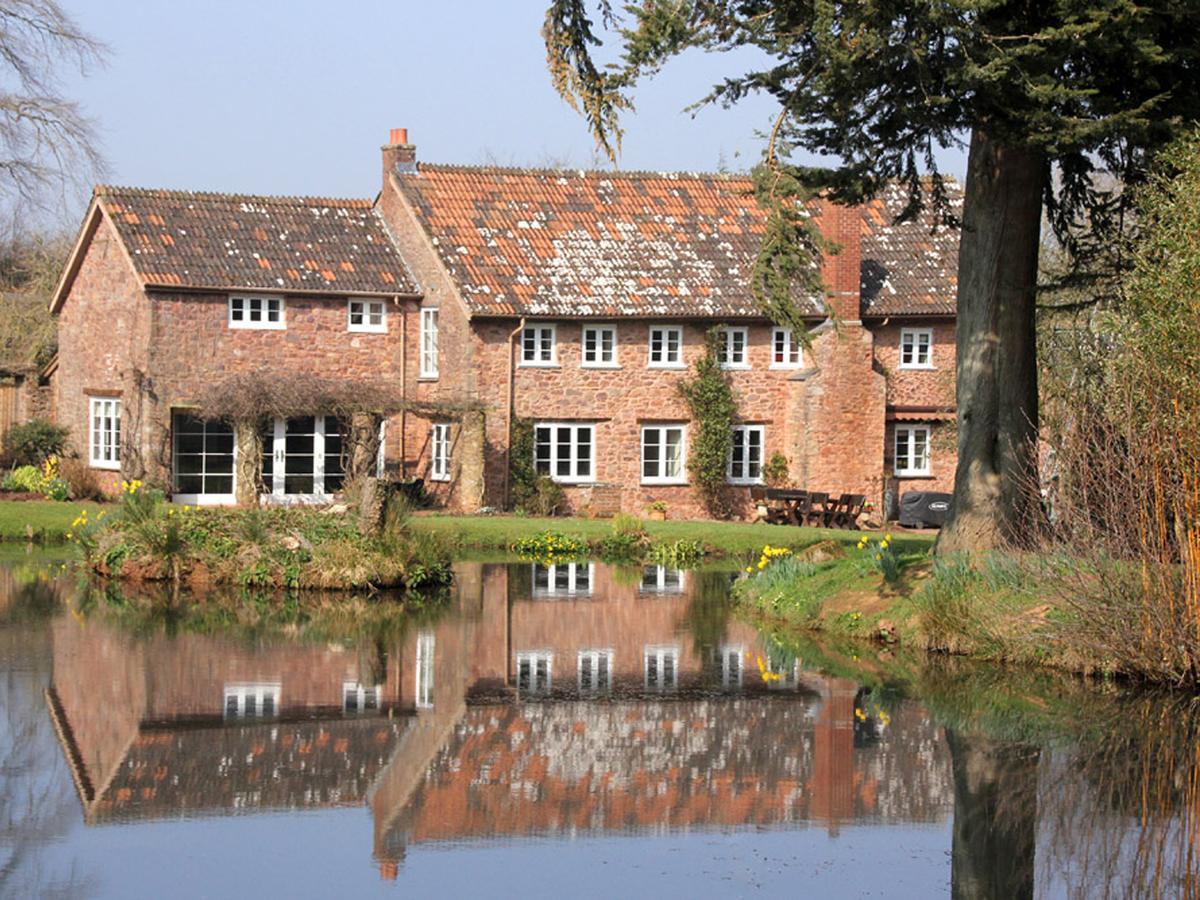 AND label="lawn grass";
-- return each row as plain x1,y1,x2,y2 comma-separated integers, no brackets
0,499,105,542
409,513,933,559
